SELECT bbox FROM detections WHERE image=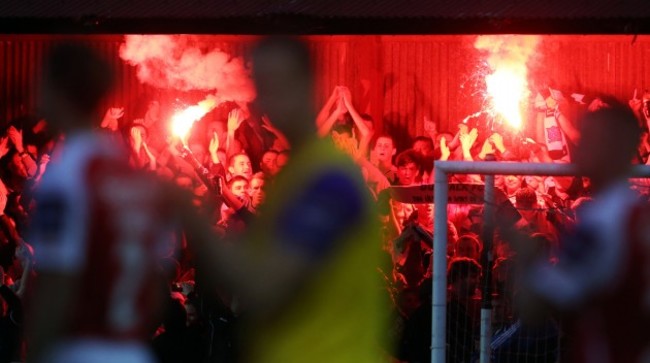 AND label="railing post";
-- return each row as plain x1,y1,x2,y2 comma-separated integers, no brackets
432,166,449,363
479,157,496,363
